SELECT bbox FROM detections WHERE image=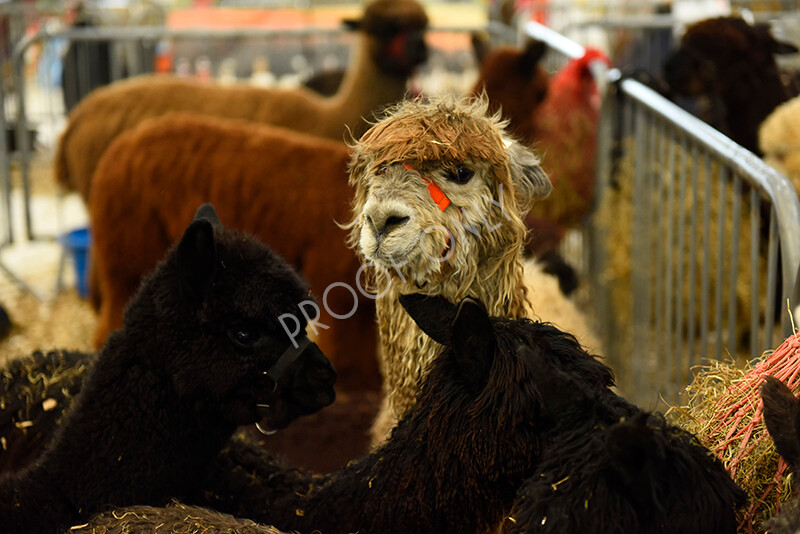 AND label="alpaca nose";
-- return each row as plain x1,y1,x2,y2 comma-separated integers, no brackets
367,214,411,237
365,207,412,240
